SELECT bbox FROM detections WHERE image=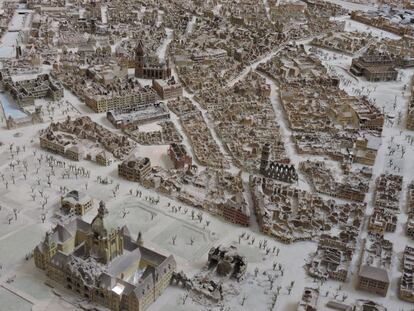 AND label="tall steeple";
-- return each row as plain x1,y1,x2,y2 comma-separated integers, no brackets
135,40,145,56
91,201,108,237
135,40,145,78
260,143,271,173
